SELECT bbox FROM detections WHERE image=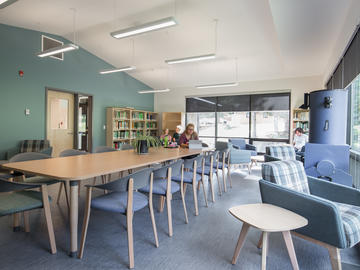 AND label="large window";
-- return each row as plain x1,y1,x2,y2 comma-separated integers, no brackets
185,93,290,152
349,74,360,151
